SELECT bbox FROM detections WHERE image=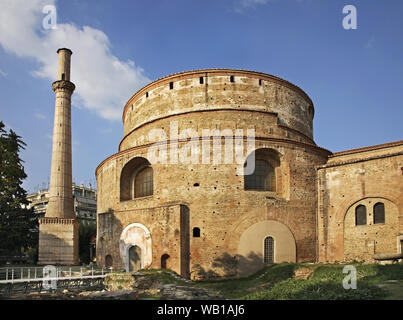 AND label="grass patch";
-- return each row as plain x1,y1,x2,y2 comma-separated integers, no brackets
137,269,189,286
243,278,384,300
137,292,161,300
241,262,403,300
193,263,296,299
